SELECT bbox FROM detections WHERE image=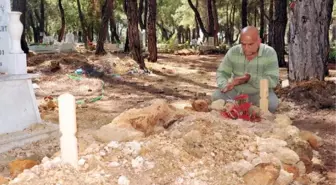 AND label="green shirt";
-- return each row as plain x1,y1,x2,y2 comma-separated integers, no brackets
216,43,279,94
